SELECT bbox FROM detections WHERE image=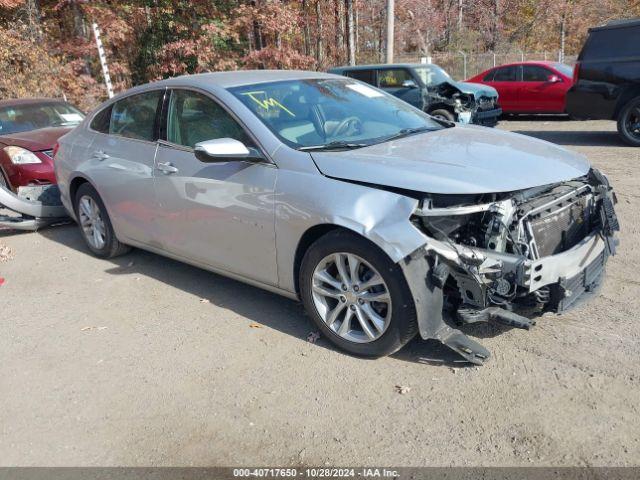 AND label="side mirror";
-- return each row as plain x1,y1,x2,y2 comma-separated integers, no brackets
402,79,418,89
194,138,258,163
547,75,562,83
